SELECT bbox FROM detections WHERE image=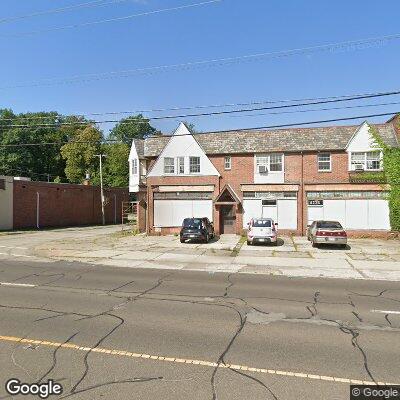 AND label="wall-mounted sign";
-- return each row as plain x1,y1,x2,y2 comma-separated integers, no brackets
308,199,323,206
